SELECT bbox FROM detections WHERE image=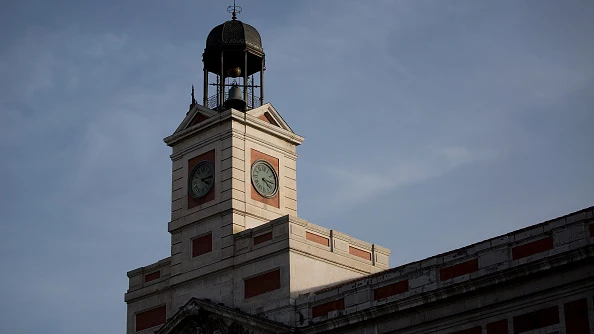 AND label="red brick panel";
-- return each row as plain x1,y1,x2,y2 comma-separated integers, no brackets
192,233,212,257
136,305,166,332
487,319,508,334
513,306,559,333
512,237,553,260
450,327,481,334
373,280,409,301
349,246,371,261
306,232,330,247
254,231,273,245
565,298,590,334
244,269,281,299
439,259,478,281
312,298,345,318
589,223,594,237
188,149,216,209
250,149,280,208
144,271,160,283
